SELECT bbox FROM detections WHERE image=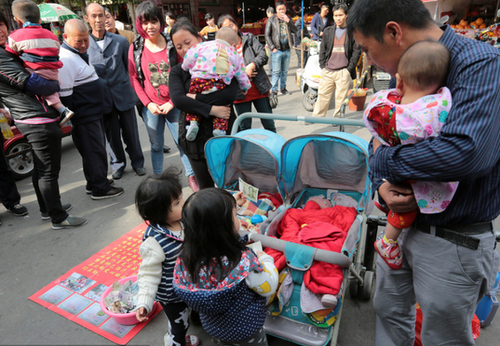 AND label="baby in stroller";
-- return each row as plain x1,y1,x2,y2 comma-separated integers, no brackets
364,40,458,270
